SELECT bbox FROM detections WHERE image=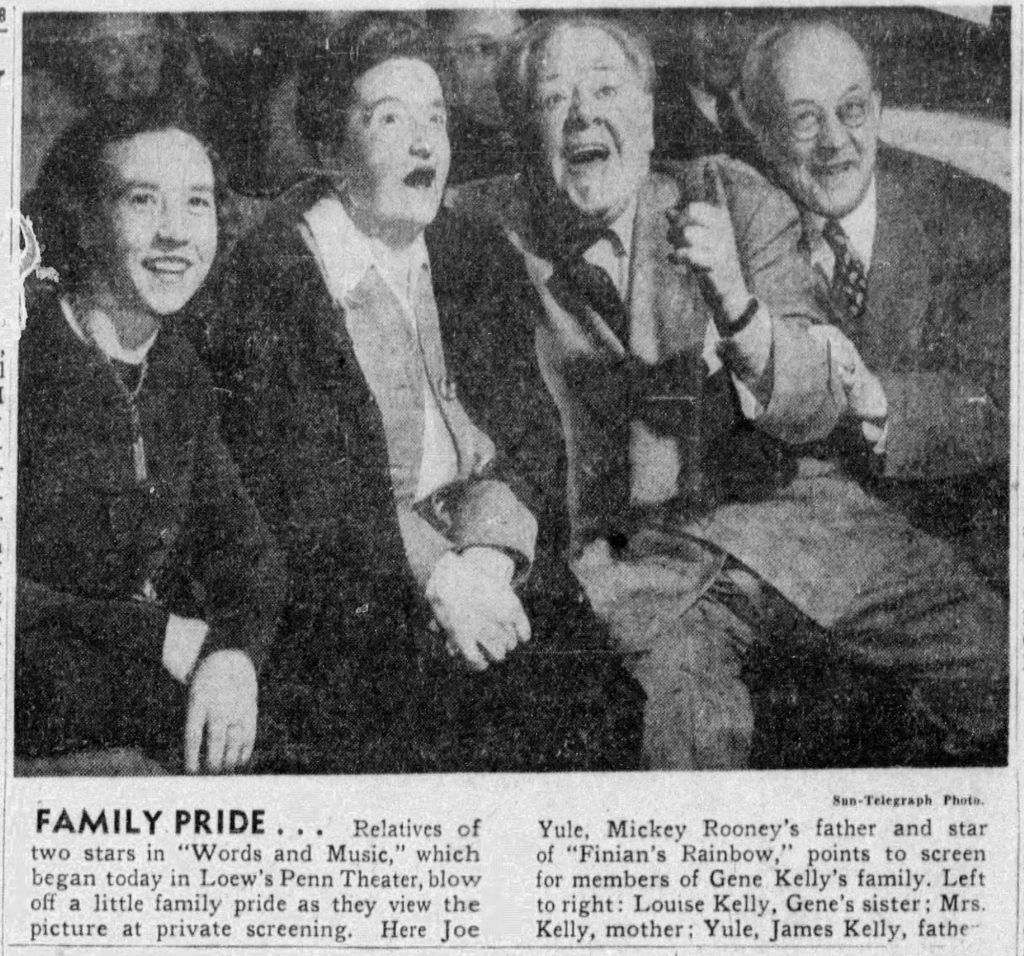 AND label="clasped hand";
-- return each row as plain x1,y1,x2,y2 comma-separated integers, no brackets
426,548,530,671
